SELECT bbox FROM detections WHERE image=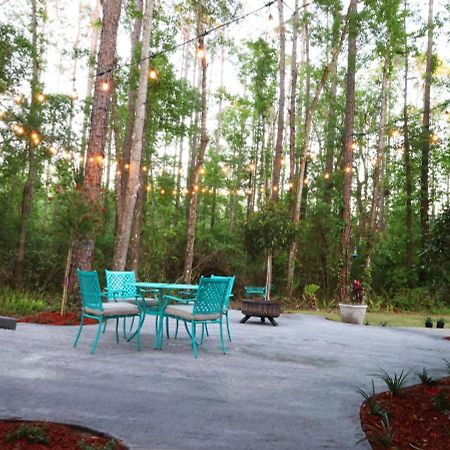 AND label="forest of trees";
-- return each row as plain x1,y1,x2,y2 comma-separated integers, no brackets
0,0,449,310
